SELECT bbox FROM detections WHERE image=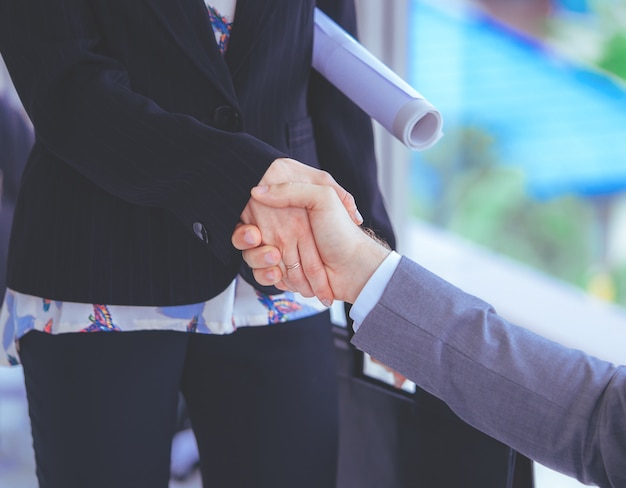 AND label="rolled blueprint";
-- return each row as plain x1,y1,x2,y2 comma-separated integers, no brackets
313,8,443,151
